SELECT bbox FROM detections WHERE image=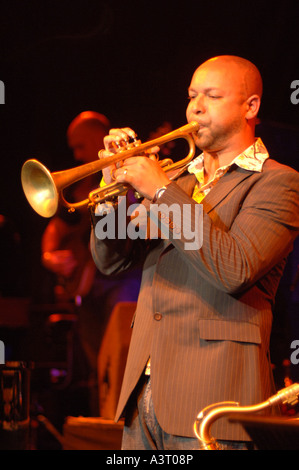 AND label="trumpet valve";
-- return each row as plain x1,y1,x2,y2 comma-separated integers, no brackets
113,136,141,152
